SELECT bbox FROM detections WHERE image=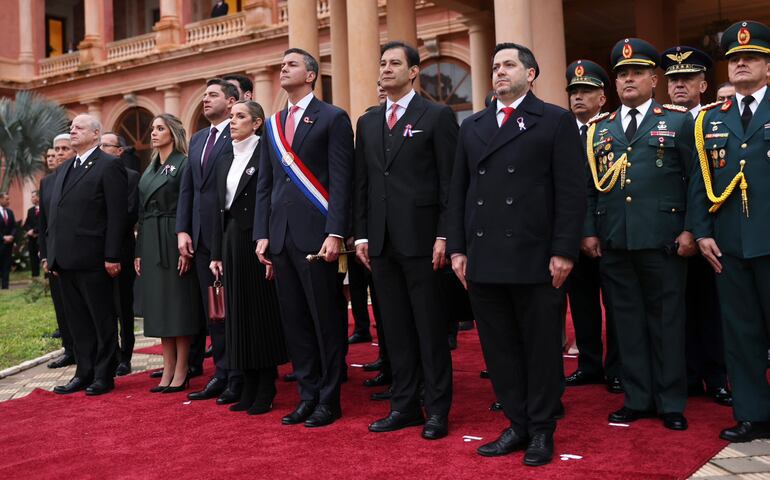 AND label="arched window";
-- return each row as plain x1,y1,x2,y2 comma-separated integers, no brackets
420,59,473,123
115,107,154,172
